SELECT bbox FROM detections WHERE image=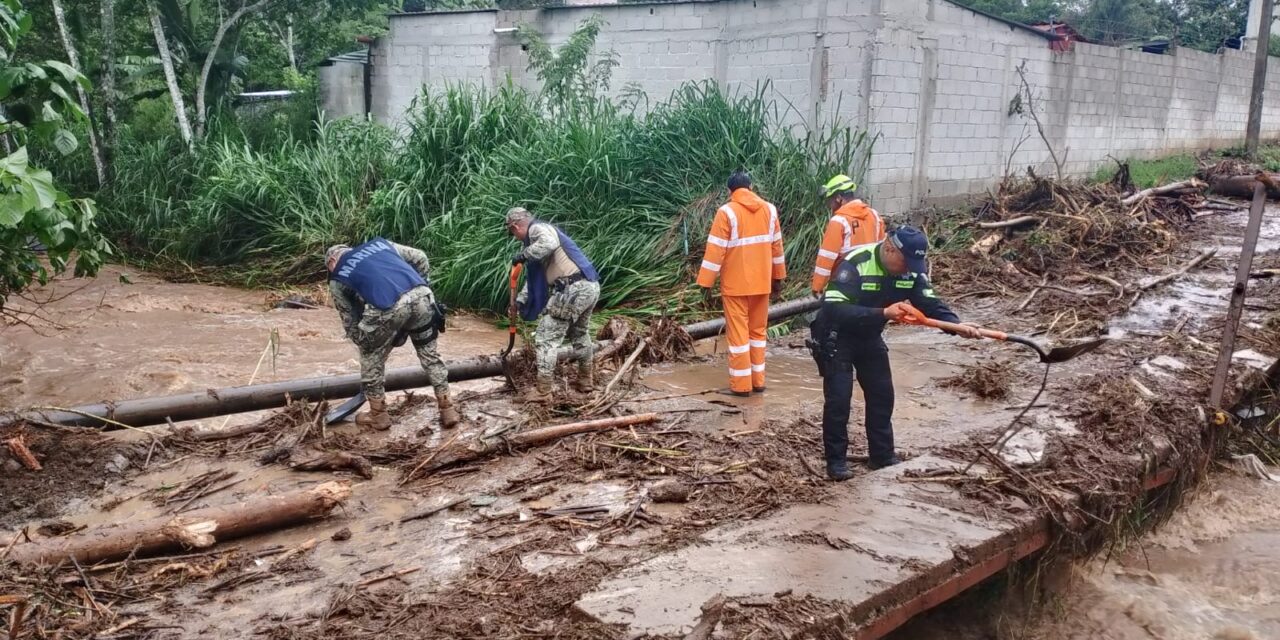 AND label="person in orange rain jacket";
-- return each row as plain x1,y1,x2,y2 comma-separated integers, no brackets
697,171,787,397
811,174,886,296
